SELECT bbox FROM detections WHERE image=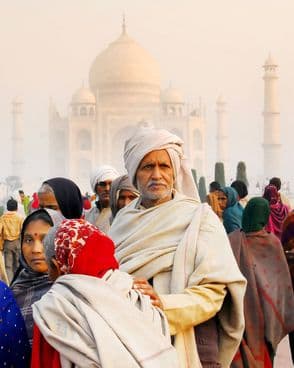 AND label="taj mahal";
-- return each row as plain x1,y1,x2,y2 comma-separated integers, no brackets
48,21,206,190
10,21,281,193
